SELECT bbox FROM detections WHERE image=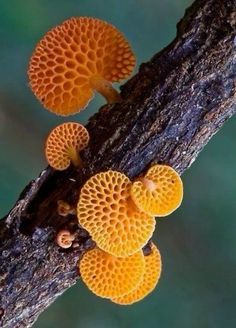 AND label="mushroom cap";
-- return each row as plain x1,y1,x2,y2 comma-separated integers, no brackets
56,229,75,249
45,122,89,170
111,243,162,305
131,165,183,216
28,17,135,116
79,247,145,299
77,170,155,257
